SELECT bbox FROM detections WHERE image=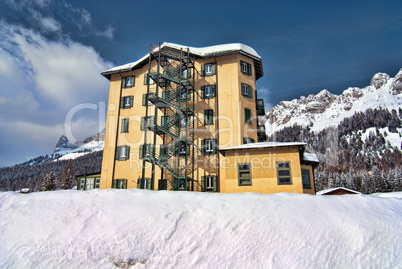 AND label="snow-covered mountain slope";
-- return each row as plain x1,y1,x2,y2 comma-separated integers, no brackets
54,130,105,161
0,190,401,268
265,69,402,136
